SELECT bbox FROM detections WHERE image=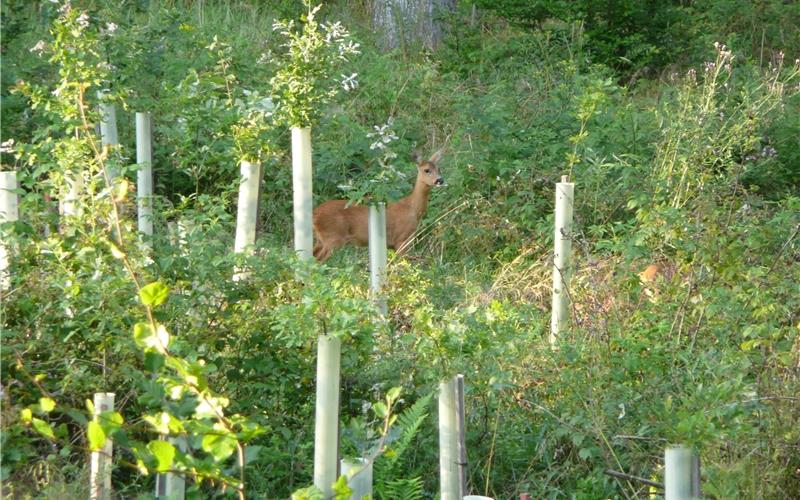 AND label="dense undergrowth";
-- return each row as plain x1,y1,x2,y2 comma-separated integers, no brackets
2,0,799,498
